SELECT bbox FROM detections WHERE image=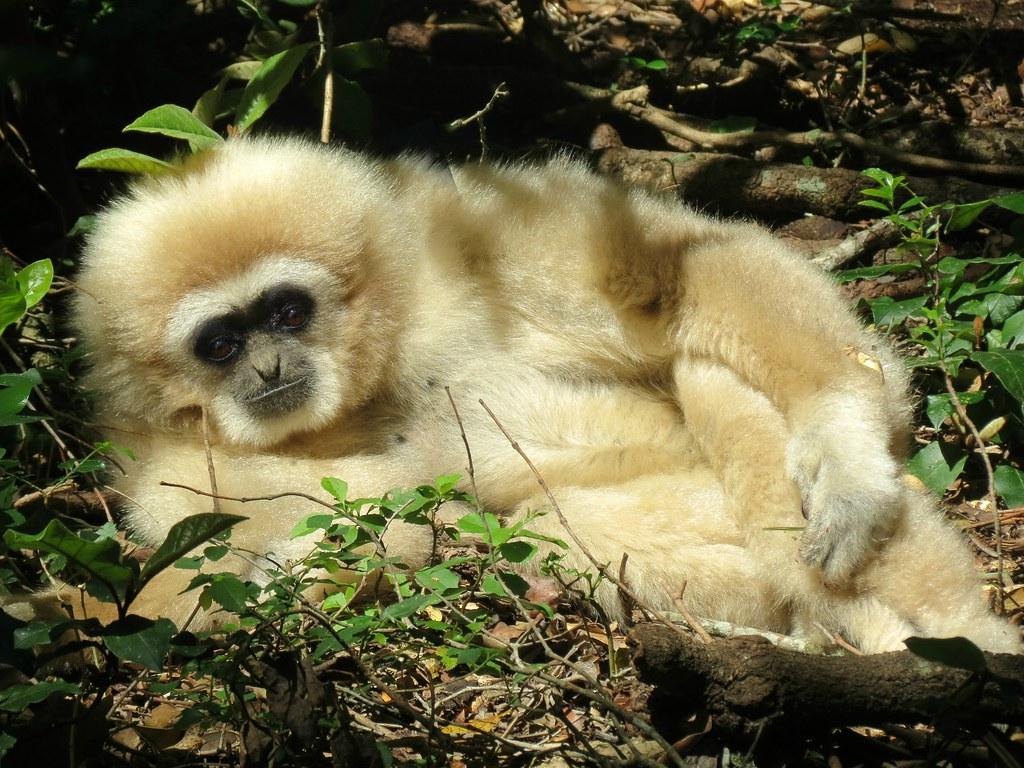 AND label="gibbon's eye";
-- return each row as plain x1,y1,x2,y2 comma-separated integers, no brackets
204,335,243,363
260,285,315,332
276,304,308,331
